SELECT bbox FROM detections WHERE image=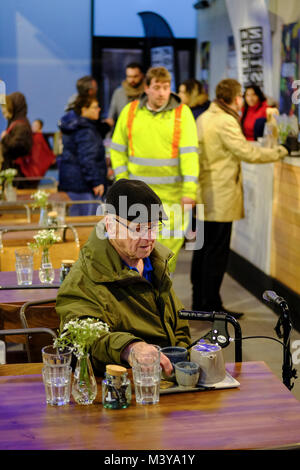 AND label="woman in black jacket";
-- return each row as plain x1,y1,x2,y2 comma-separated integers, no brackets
58,95,107,215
